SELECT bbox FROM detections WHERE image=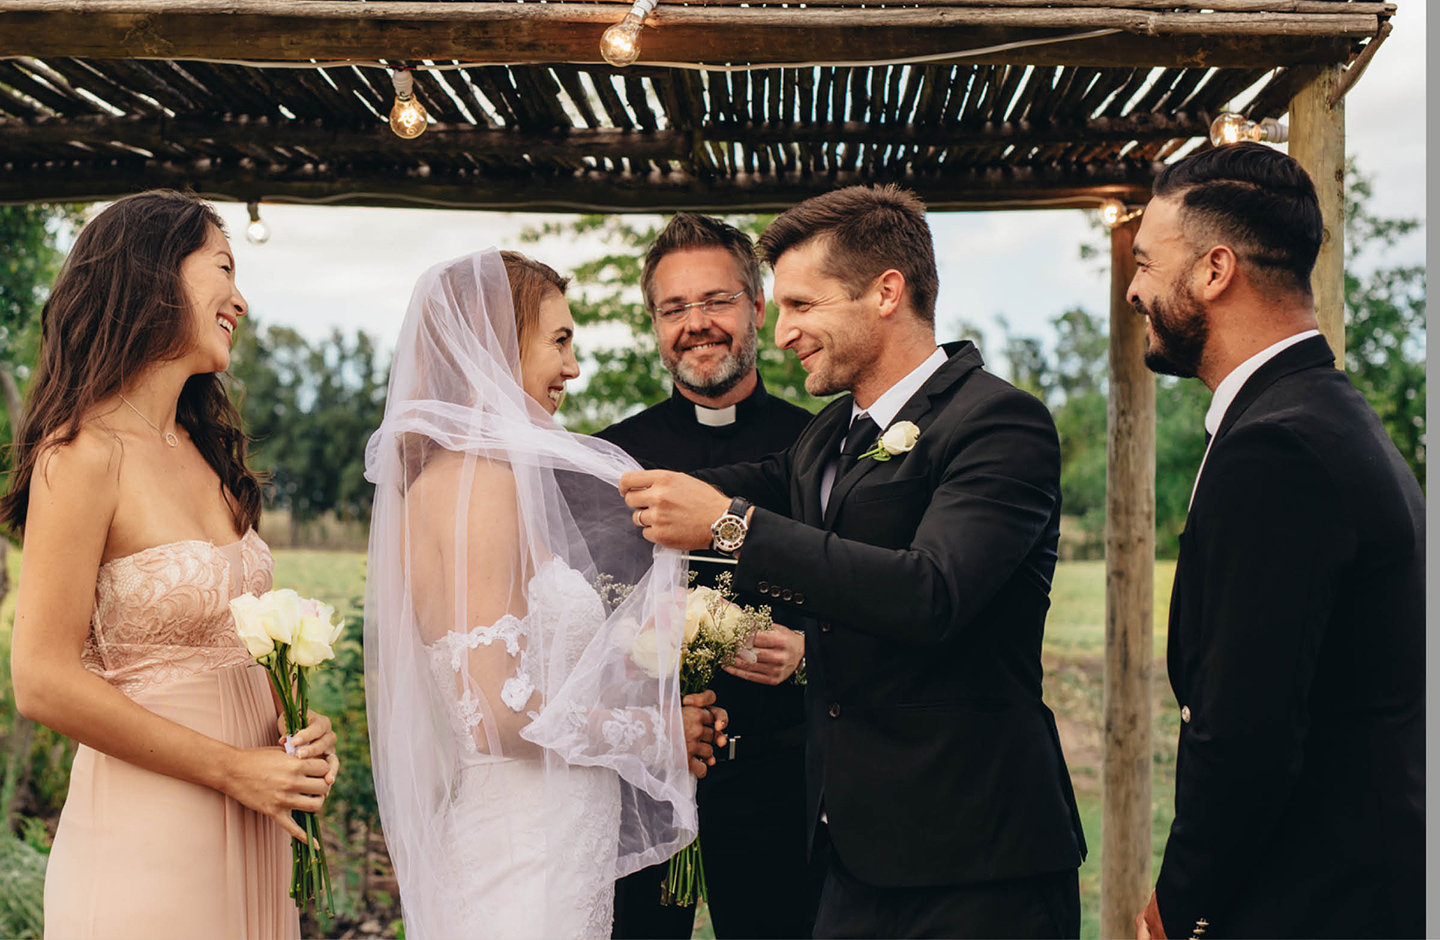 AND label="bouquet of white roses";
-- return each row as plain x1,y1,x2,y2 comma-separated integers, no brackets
229,589,344,914
624,572,771,907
